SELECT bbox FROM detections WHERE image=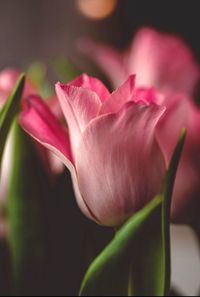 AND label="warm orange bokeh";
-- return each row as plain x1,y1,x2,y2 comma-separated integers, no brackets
76,0,117,20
